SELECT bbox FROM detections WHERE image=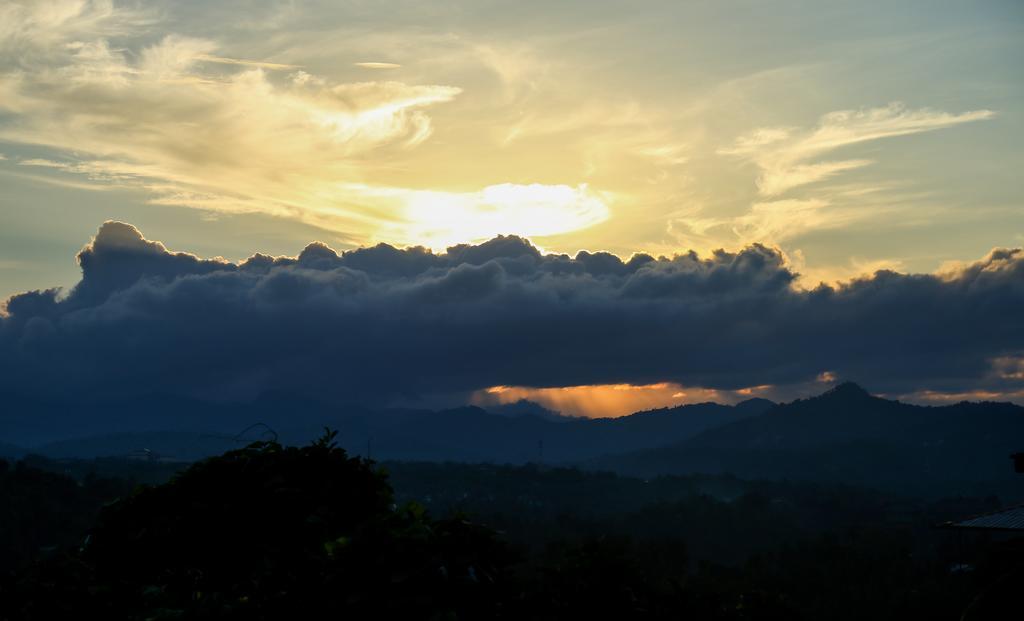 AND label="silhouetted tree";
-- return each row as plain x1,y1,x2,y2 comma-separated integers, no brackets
0,434,509,620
